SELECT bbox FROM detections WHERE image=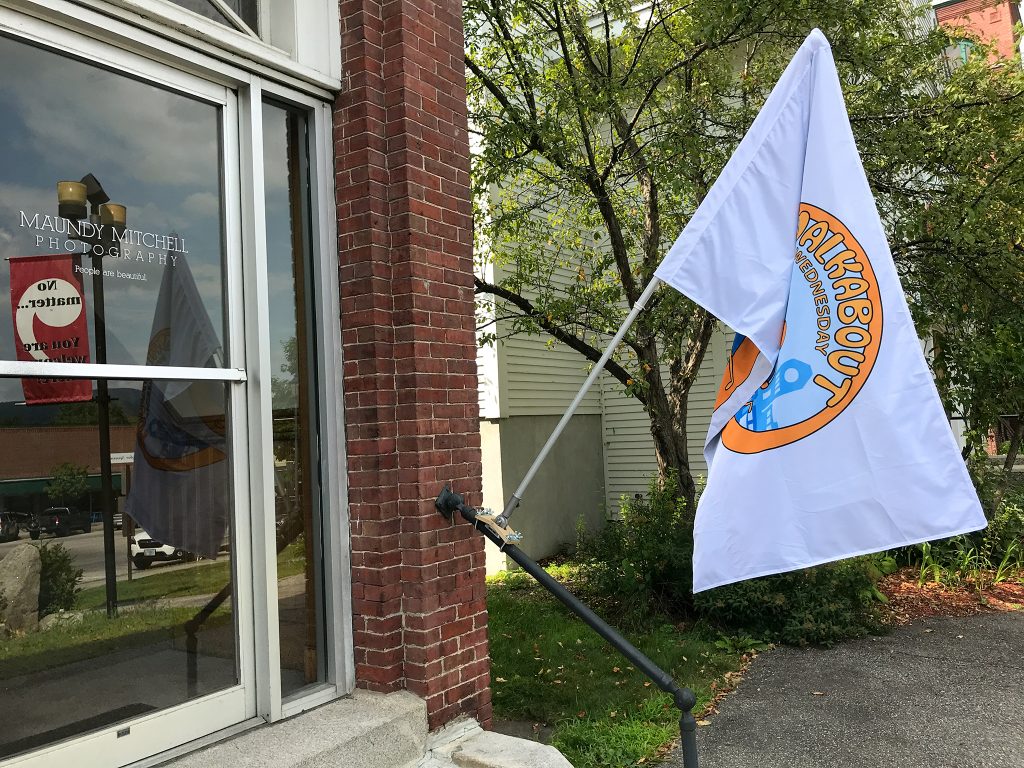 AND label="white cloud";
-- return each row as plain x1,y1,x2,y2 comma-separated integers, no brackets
182,192,220,218
0,41,220,188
